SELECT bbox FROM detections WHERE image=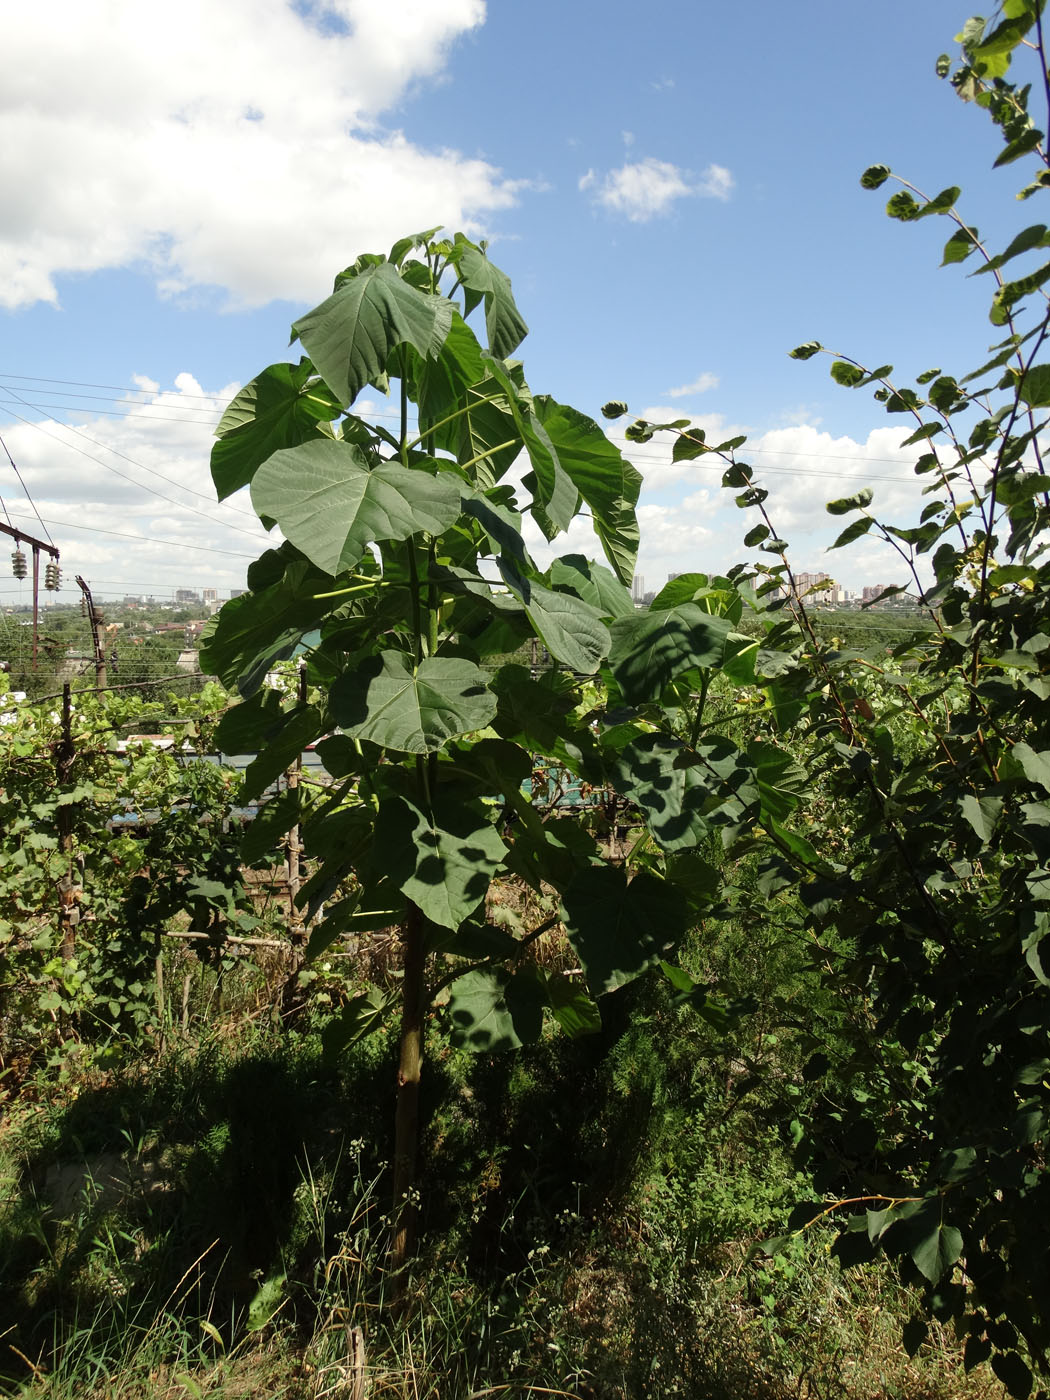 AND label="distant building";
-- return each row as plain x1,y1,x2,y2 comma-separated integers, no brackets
632,574,646,603
202,588,218,603
175,588,200,605
794,571,845,605
862,584,894,604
